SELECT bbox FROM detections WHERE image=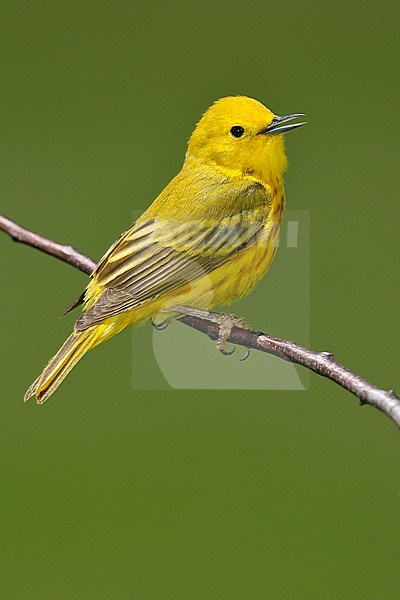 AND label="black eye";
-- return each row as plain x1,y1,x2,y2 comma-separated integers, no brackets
230,125,245,138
